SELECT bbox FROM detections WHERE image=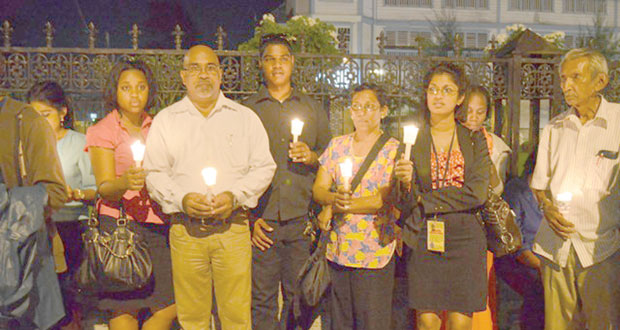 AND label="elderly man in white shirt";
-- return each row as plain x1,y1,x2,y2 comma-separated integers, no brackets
531,48,620,330
143,45,276,330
